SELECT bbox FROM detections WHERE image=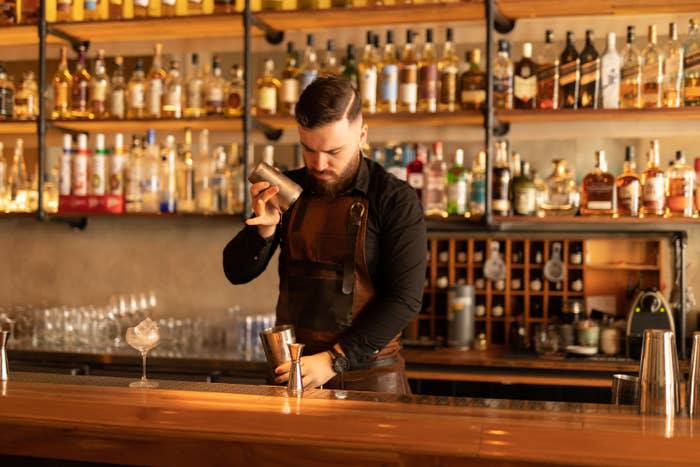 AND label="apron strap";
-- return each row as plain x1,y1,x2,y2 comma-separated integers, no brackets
342,200,365,295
